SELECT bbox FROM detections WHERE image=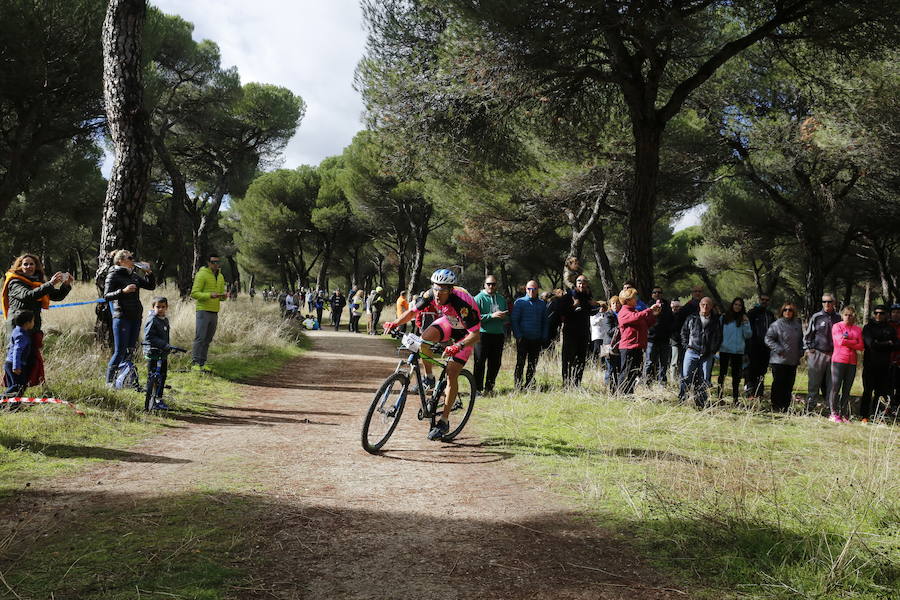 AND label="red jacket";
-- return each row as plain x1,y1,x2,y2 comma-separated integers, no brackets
617,305,657,350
